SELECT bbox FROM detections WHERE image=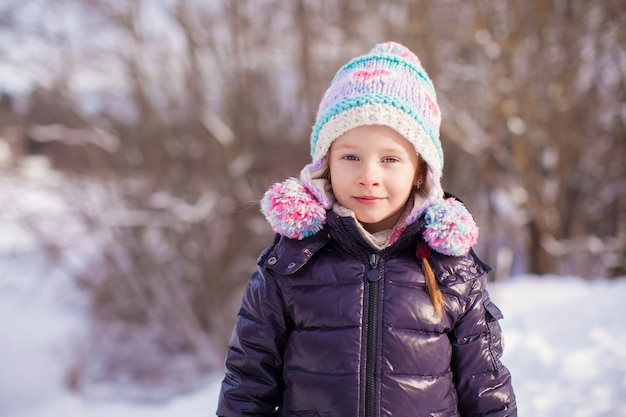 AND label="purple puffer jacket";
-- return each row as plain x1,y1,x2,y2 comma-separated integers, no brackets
217,213,517,417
